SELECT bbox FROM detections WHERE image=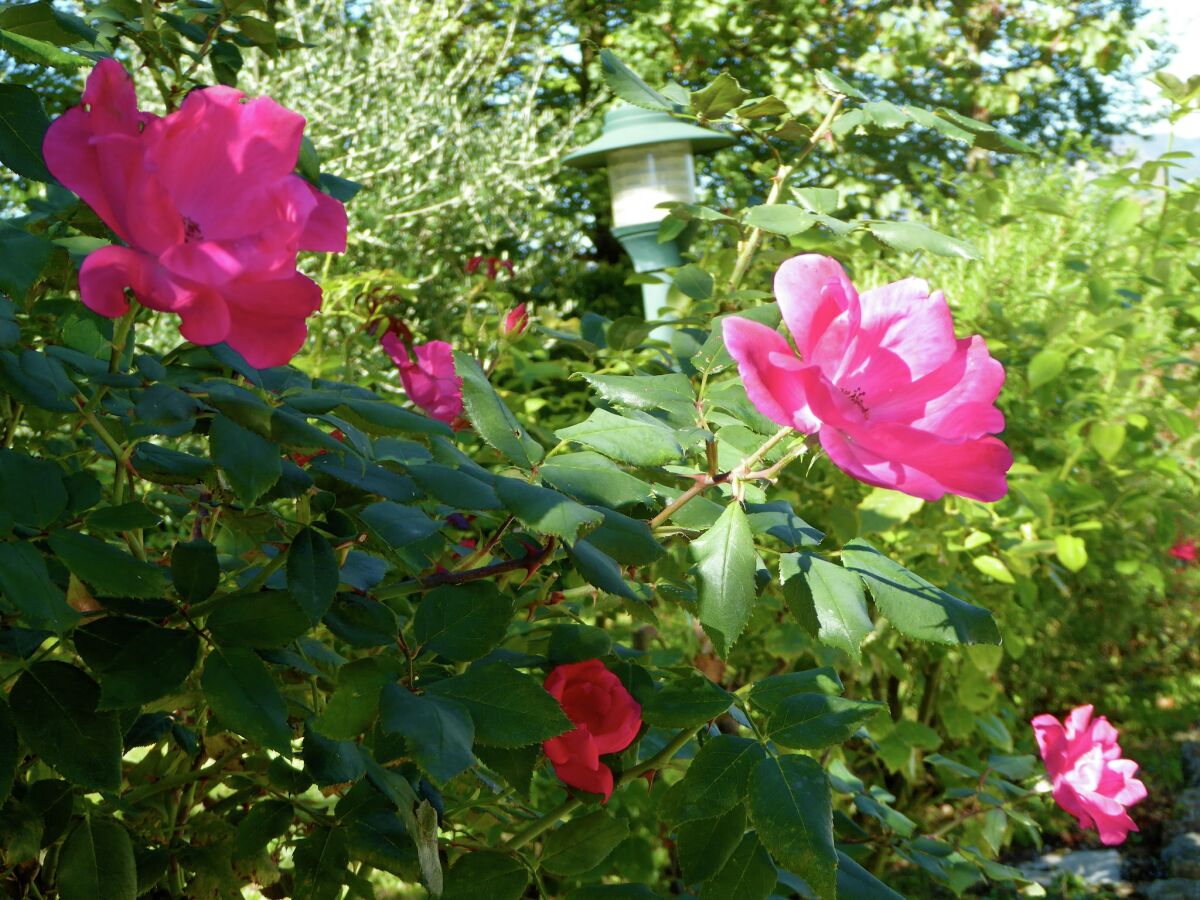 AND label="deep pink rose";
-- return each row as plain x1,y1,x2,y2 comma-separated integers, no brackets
381,333,463,424
1169,538,1197,564
43,59,347,368
1032,705,1147,846
502,303,528,338
543,660,642,801
722,254,1013,502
